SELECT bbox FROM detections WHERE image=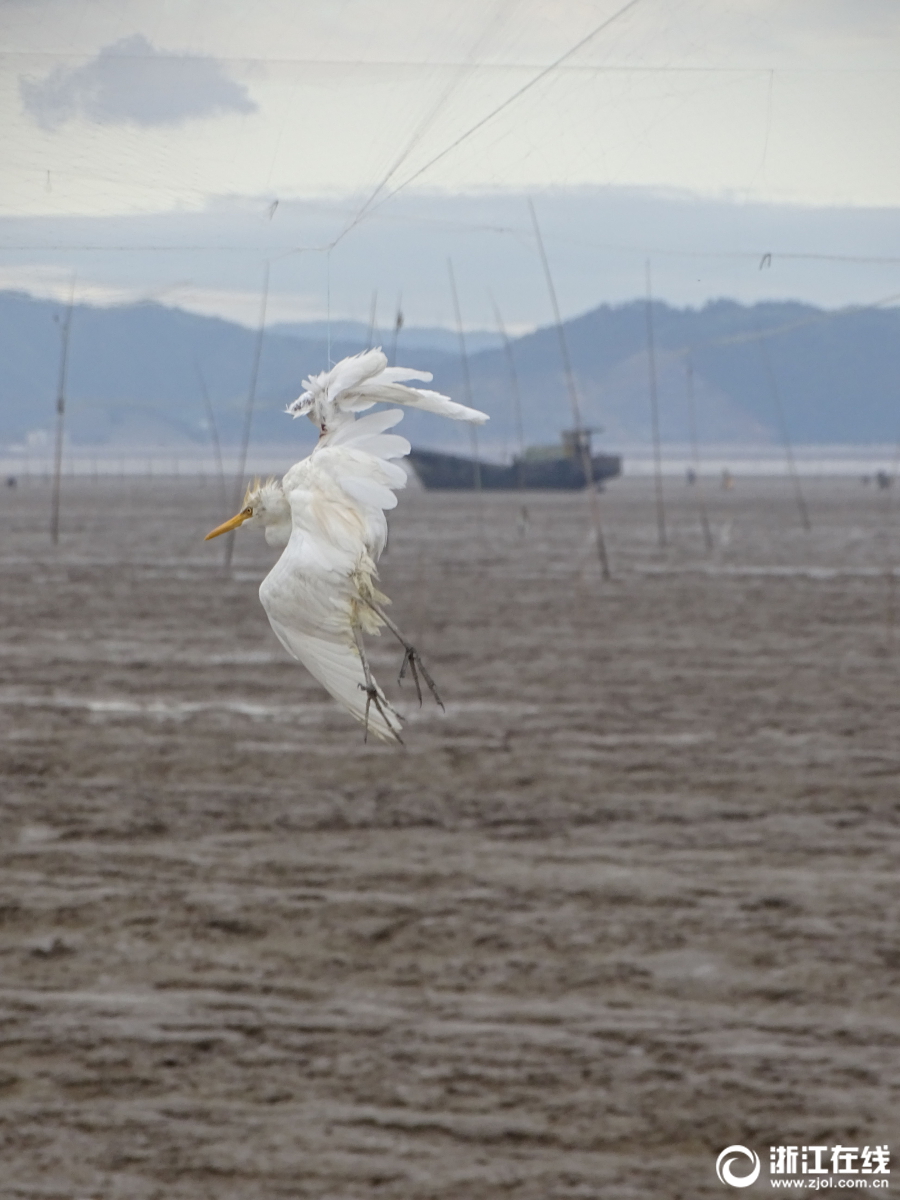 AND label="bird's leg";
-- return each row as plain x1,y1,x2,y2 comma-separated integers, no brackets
353,625,402,744
364,600,444,710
